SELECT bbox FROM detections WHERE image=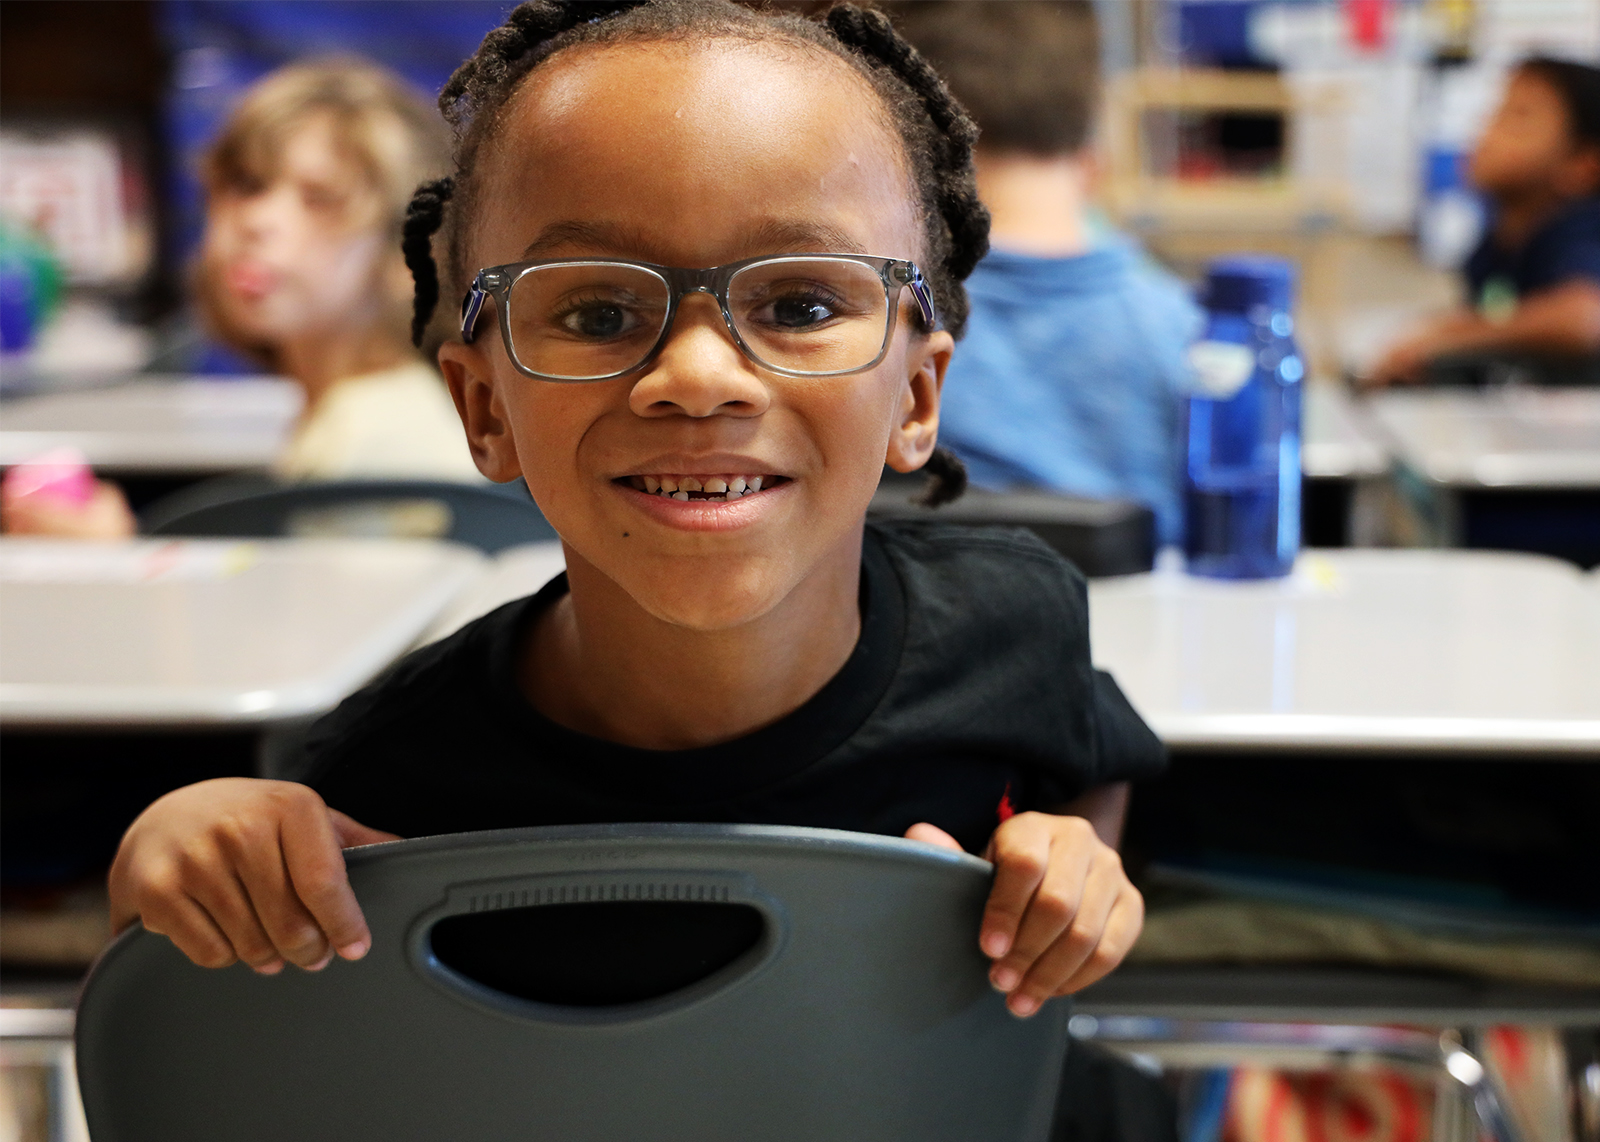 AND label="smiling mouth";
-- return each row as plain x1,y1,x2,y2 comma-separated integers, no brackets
616,473,788,502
